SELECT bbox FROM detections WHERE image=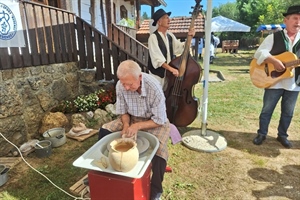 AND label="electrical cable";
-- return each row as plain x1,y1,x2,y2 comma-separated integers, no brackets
0,132,91,200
